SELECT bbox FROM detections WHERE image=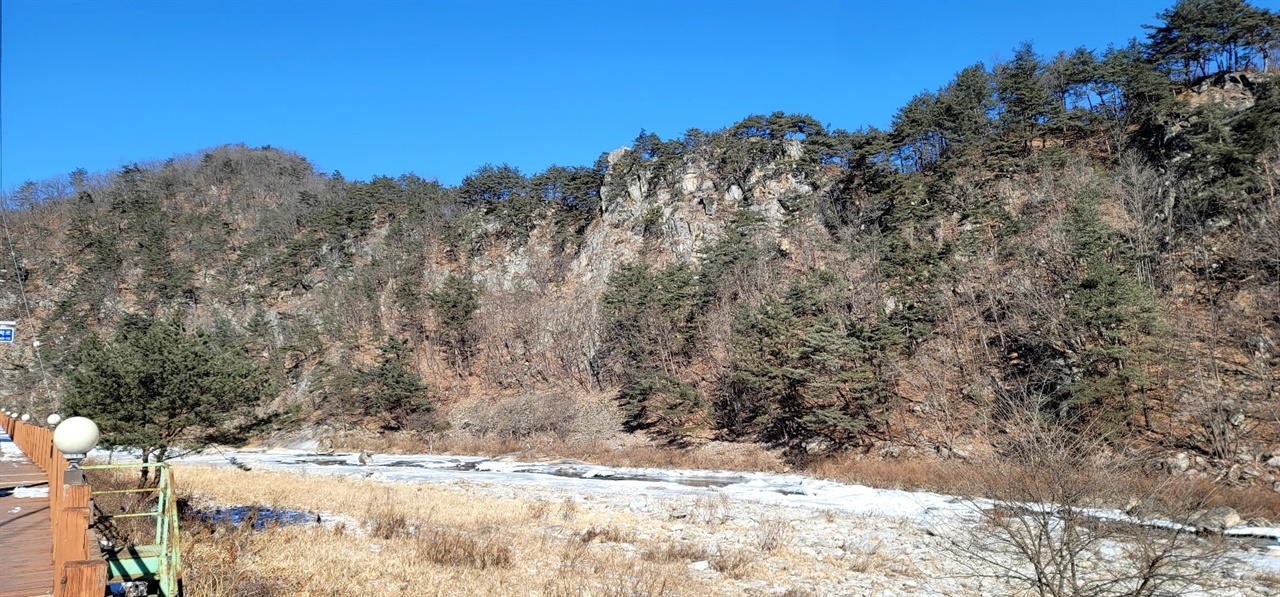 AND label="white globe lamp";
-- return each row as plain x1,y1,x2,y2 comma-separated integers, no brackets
20,413,30,422
54,417,100,483
54,417,99,455
47,414,62,426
